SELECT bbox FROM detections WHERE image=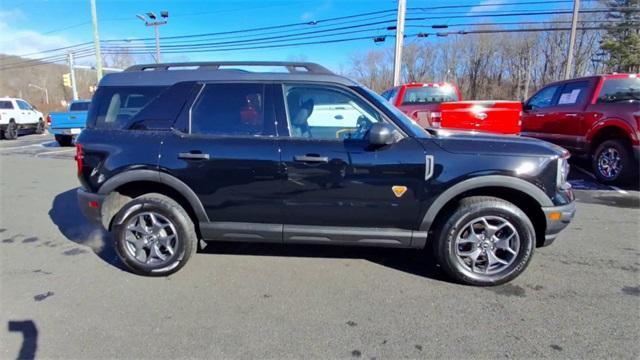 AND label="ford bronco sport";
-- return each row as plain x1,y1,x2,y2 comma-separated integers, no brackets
76,62,575,286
